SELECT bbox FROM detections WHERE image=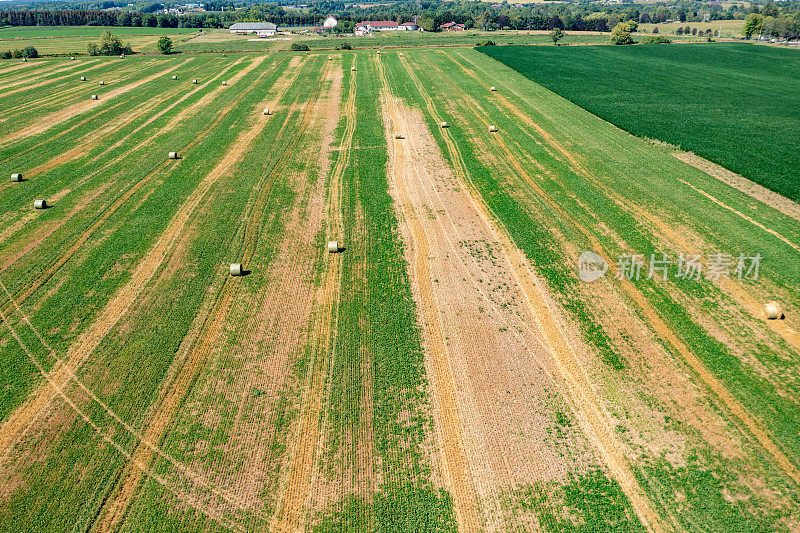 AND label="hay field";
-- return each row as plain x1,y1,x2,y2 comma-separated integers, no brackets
0,47,798,531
